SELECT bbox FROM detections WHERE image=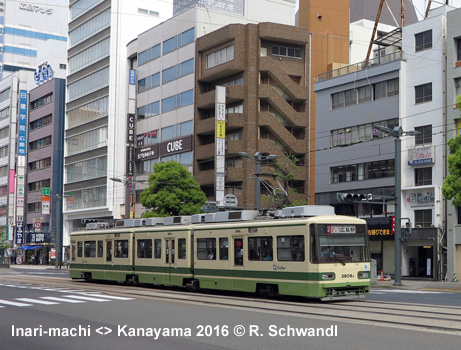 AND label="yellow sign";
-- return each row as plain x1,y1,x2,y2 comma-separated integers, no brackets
368,229,393,236
216,120,226,138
